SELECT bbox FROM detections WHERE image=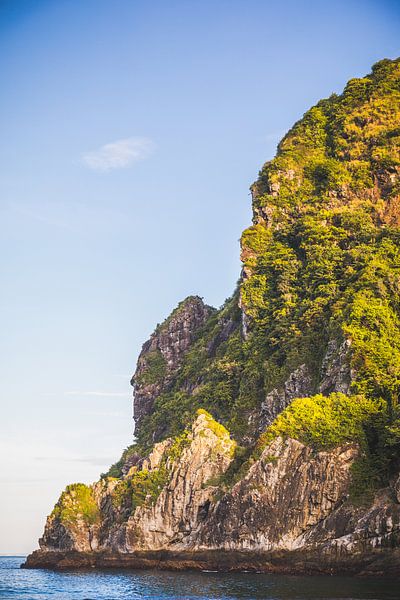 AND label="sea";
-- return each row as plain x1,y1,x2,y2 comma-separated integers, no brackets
0,556,398,600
